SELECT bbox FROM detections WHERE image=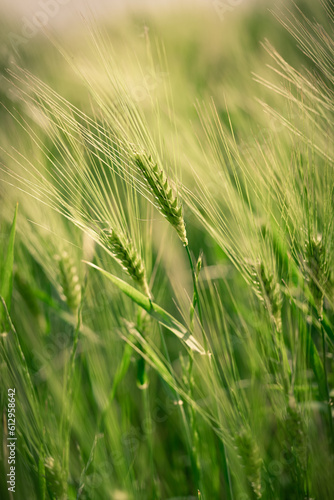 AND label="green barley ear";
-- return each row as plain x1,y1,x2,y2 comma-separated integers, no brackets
44,456,65,499
251,261,282,332
285,397,307,475
304,235,330,318
279,396,307,496
55,251,81,313
103,229,151,299
235,429,262,500
134,150,188,246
